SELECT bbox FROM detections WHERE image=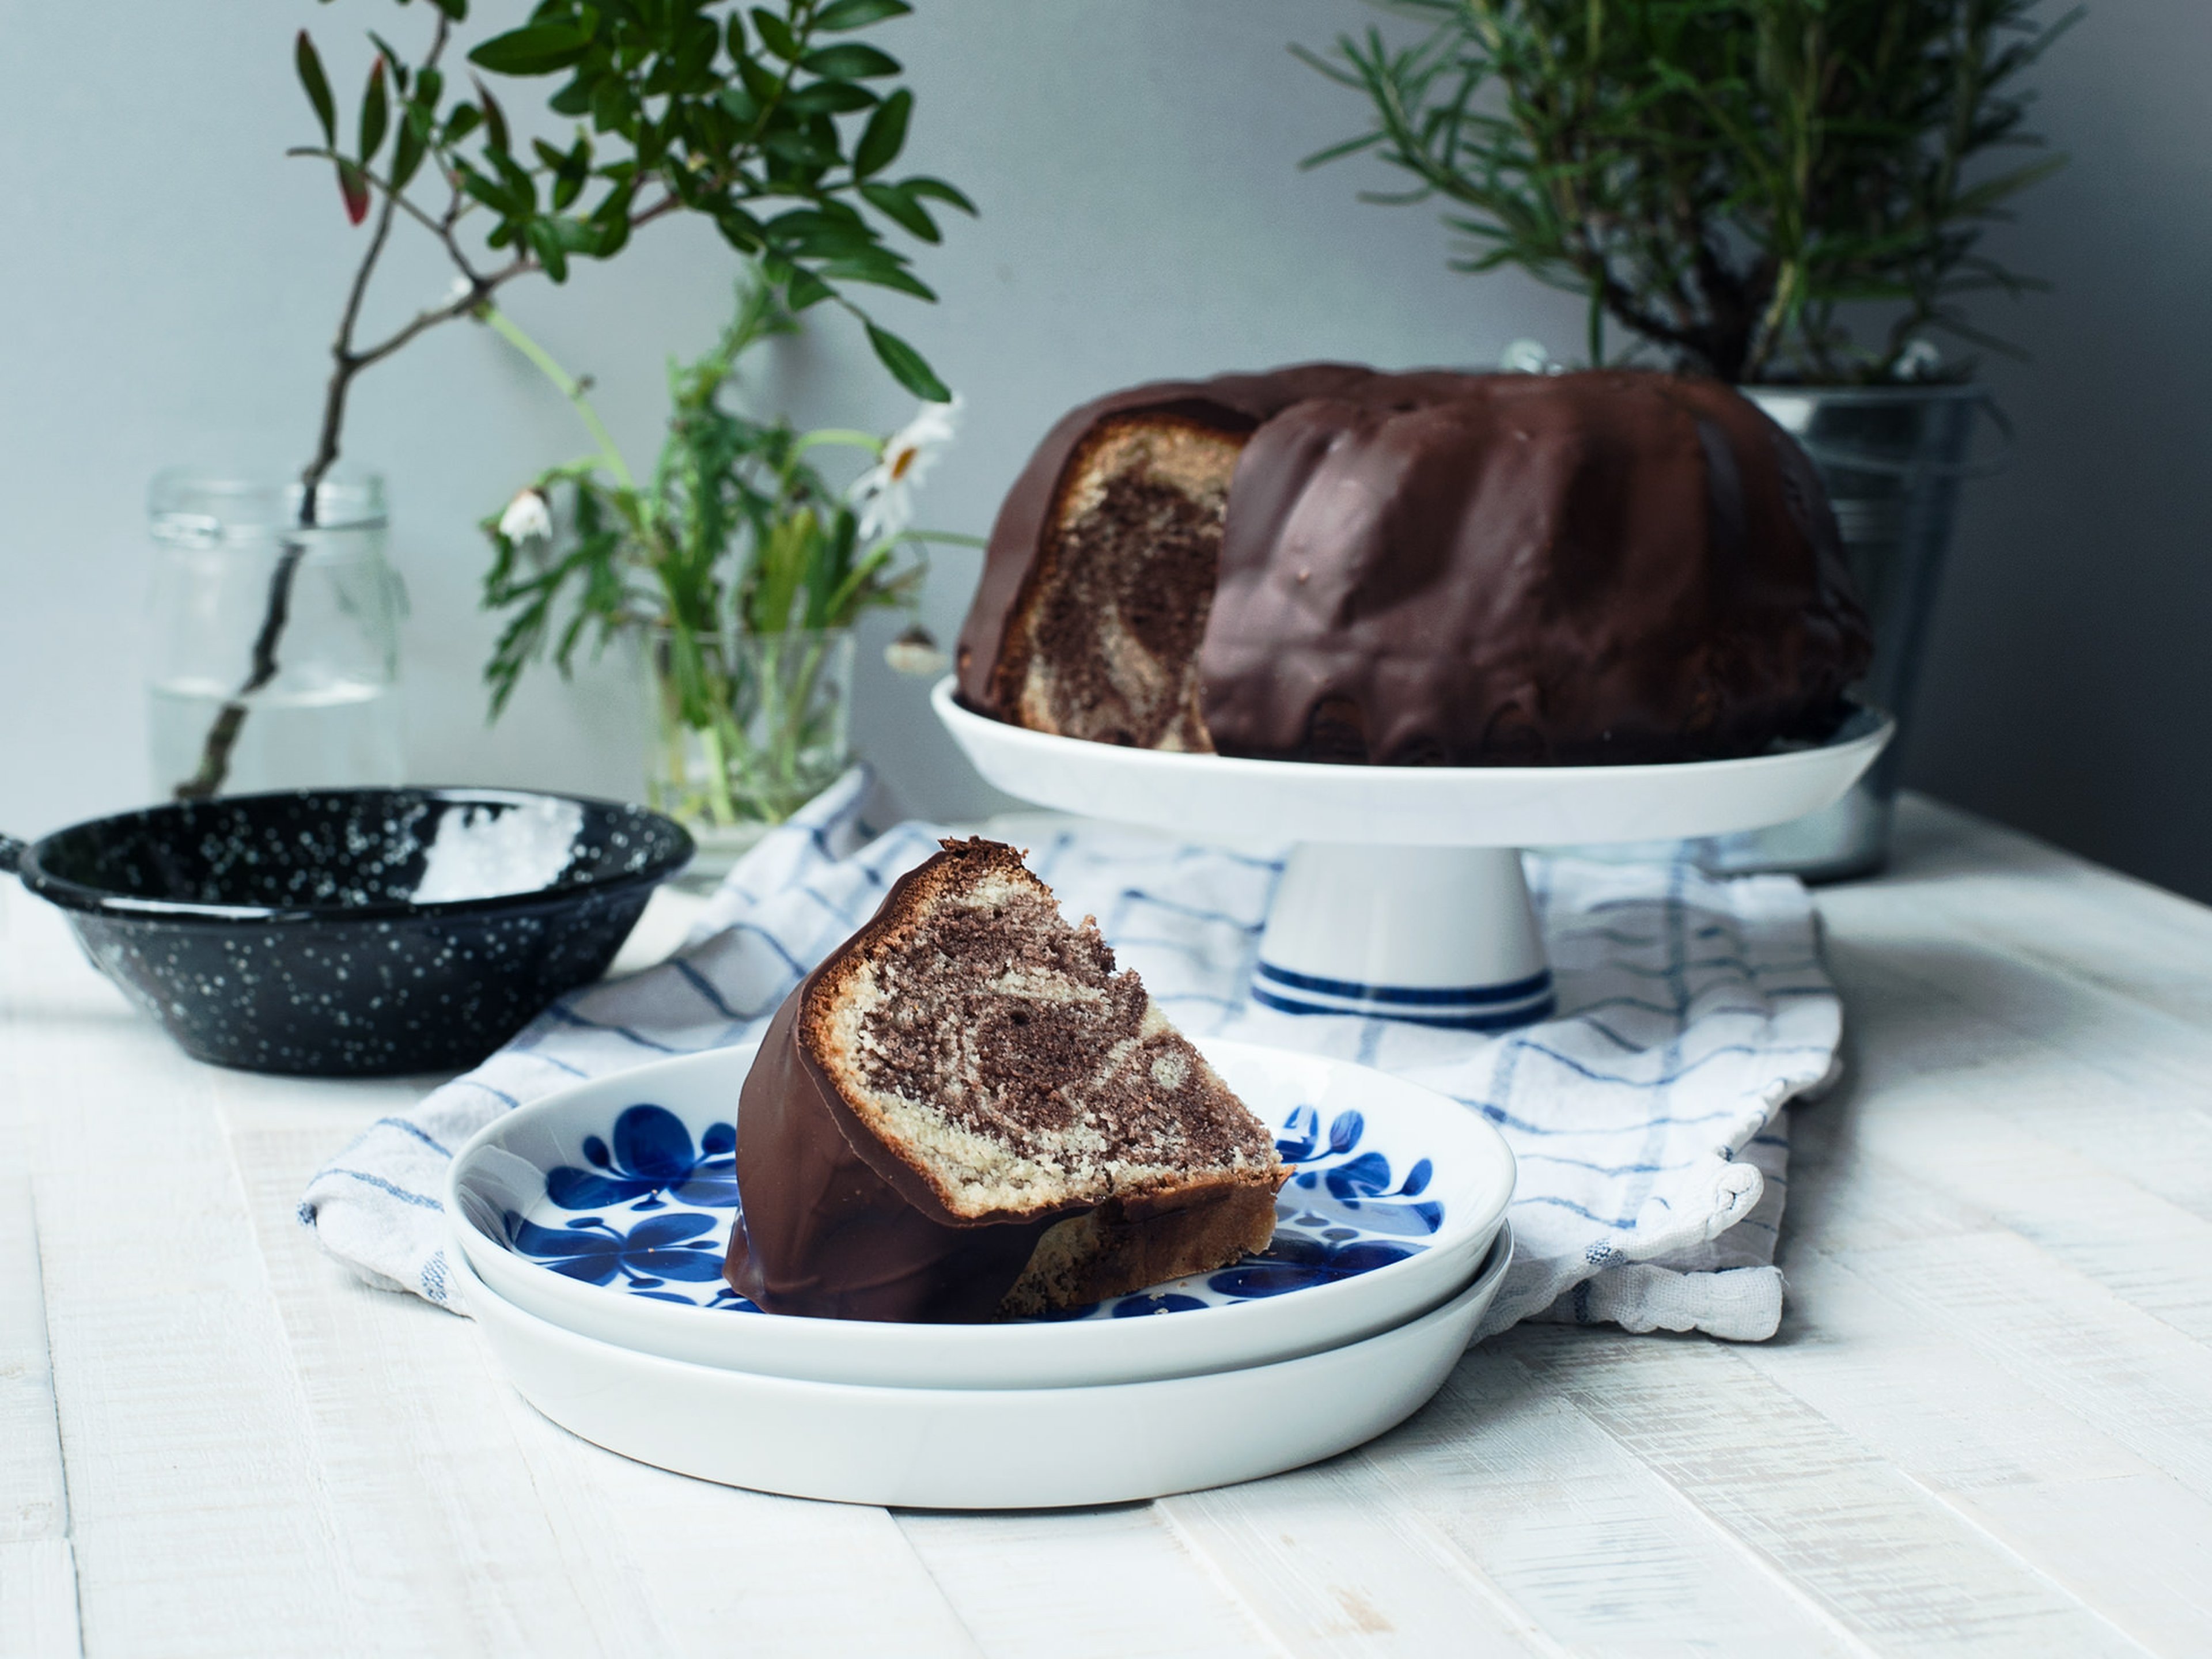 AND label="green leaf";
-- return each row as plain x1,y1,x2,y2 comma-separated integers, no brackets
858,180,937,241
902,174,976,215
469,23,596,77
473,77,509,152
761,126,840,170
455,160,516,215
358,56,389,163
428,0,468,20
442,102,482,145
784,266,835,309
750,7,801,62
590,75,633,134
717,82,760,124
551,160,586,211
368,33,409,94
823,253,935,300
526,218,571,282
392,104,429,190
735,51,783,106
815,0,911,30
296,32,336,146
801,43,900,80
711,203,766,253
853,86,908,176
865,322,949,401
763,206,876,257
785,79,876,115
